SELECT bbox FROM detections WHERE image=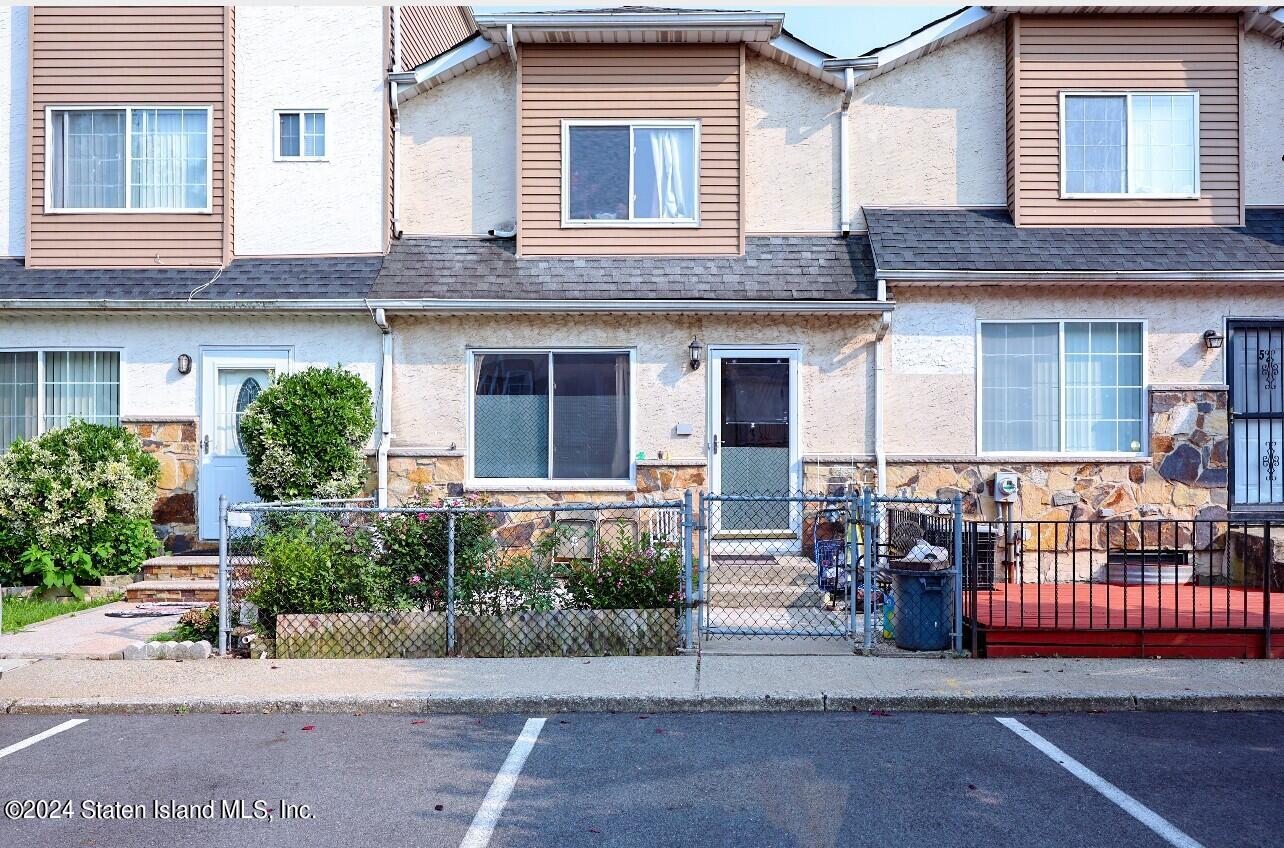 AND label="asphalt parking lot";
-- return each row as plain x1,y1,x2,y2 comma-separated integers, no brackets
2,710,1280,848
